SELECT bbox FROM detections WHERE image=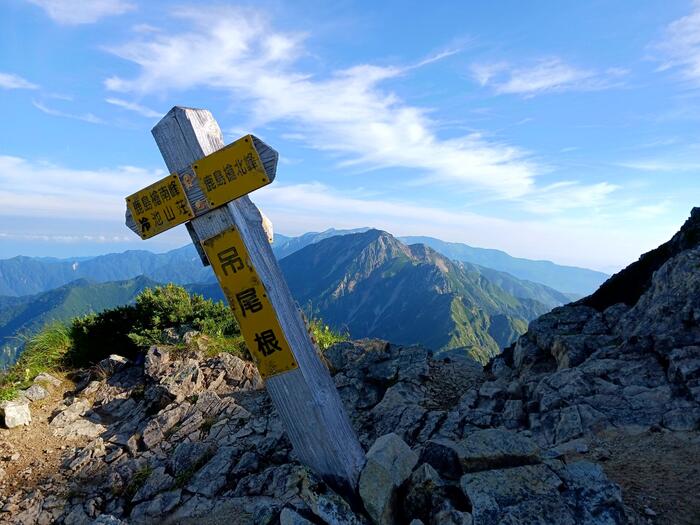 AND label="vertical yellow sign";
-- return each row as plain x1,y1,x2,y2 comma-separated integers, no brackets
202,227,298,379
